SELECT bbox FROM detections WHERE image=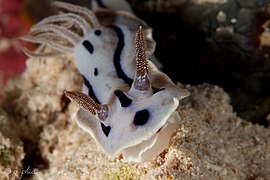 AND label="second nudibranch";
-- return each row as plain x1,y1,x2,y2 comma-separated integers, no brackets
22,2,190,162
